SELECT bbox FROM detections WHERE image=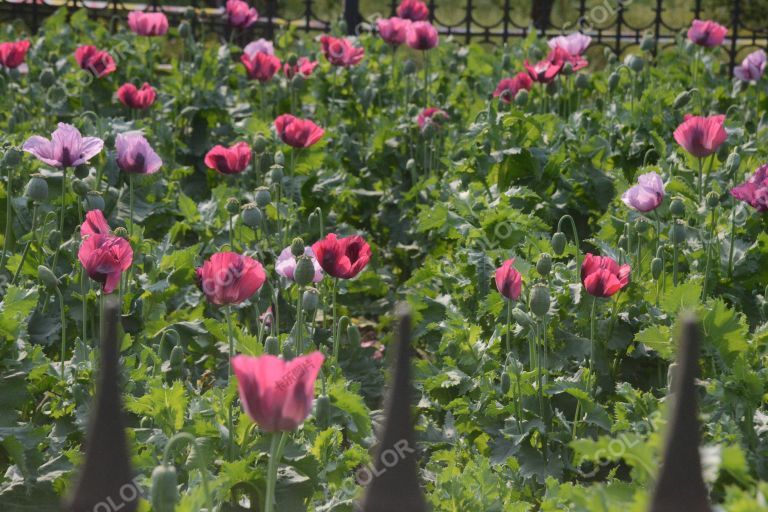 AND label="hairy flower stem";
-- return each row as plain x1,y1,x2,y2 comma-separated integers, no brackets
672,237,679,286
702,206,718,299
697,157,704,206
504,300,512,354
556,214,582,278
331,278,339,361
56,286,66,379
728,197,737,277
0,164,12,275
226,305,236,461
265,431,288,512
51,167,68,272
423,51,430,108
162,432,213,512
129,174,134,238
588,296,597,396
295,286,304,354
